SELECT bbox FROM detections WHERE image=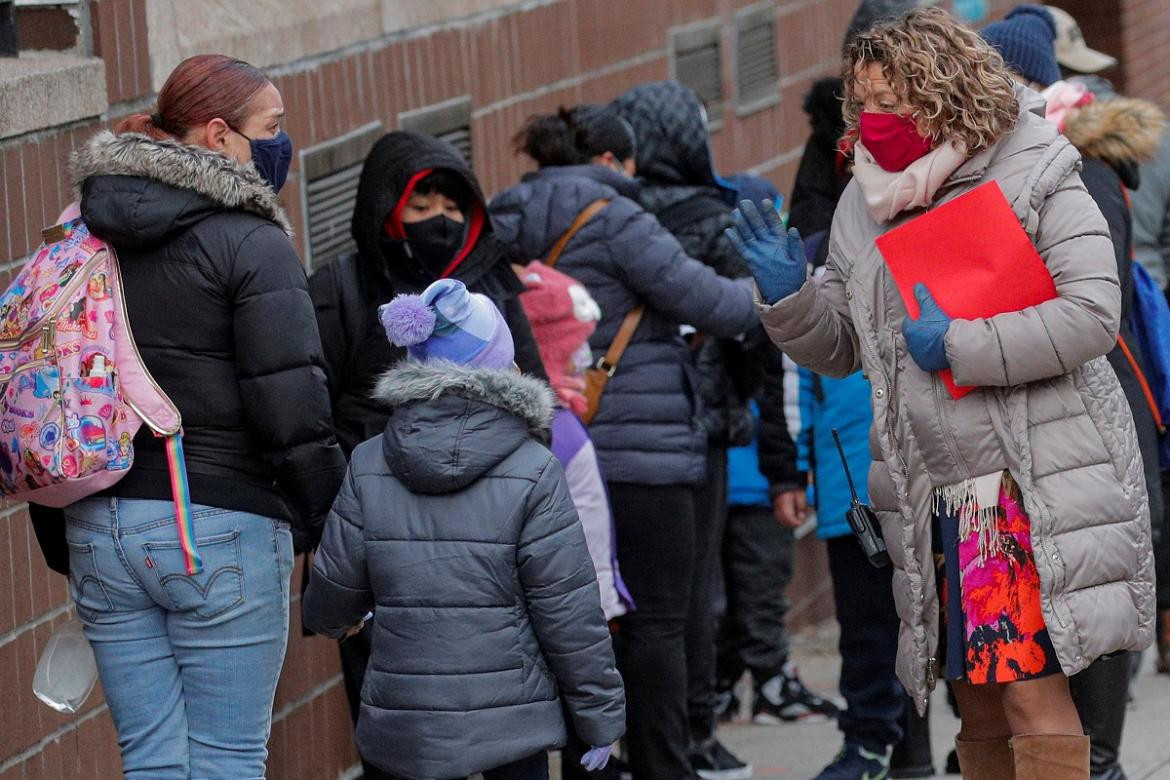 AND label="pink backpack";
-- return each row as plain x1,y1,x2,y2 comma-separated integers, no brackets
0,205,202,574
